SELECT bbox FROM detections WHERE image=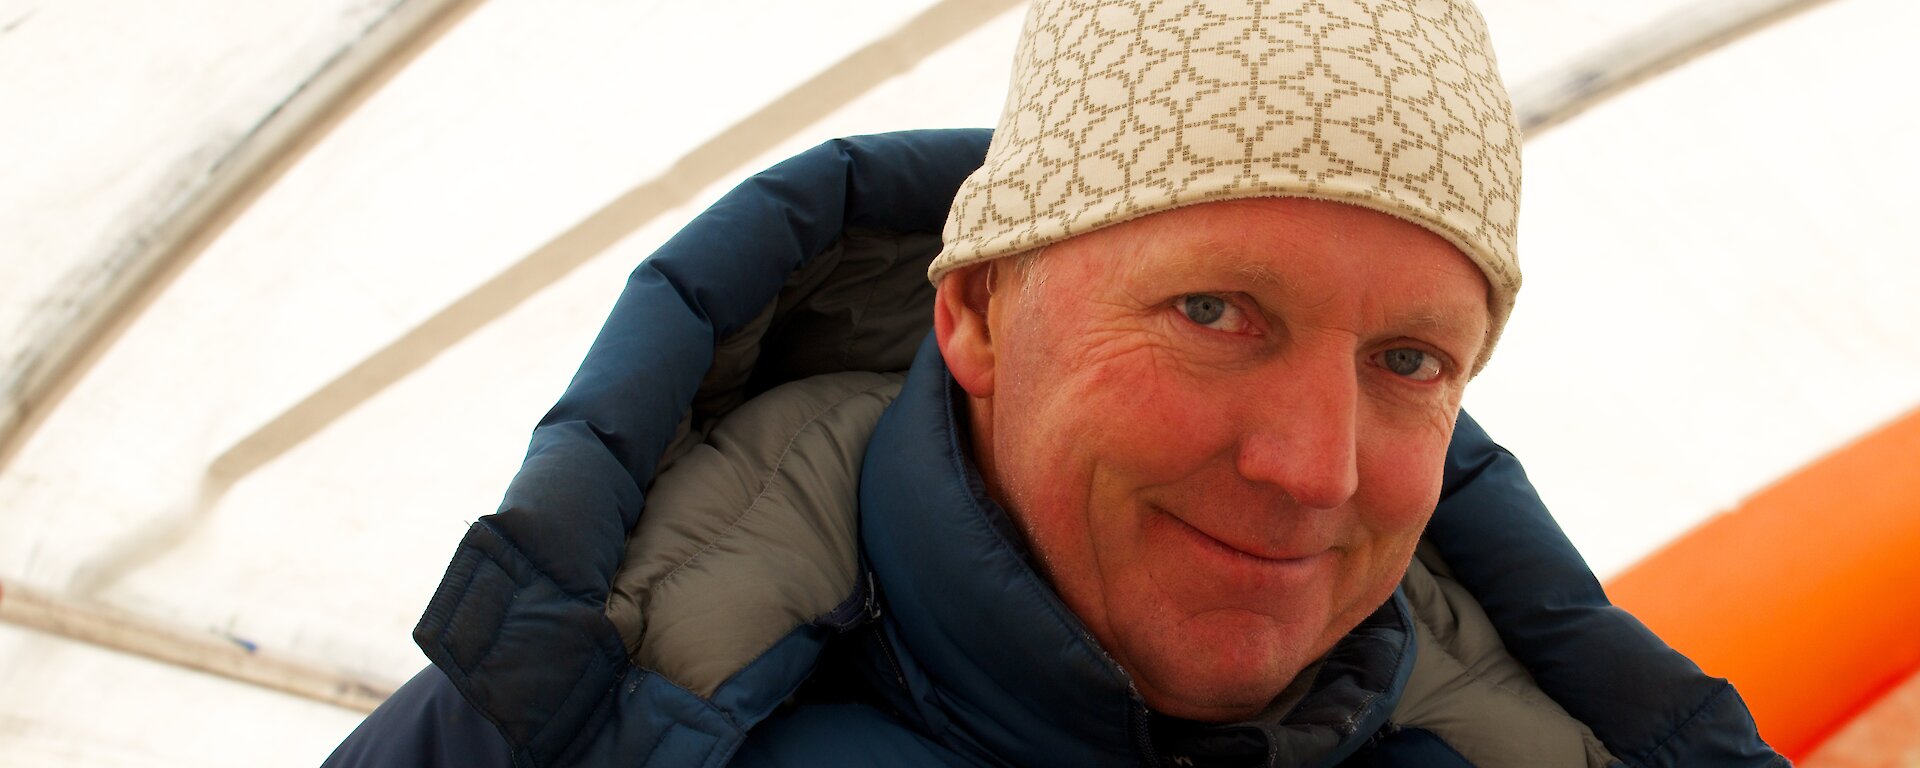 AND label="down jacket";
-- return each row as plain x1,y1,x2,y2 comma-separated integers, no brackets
323,129,1785,767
